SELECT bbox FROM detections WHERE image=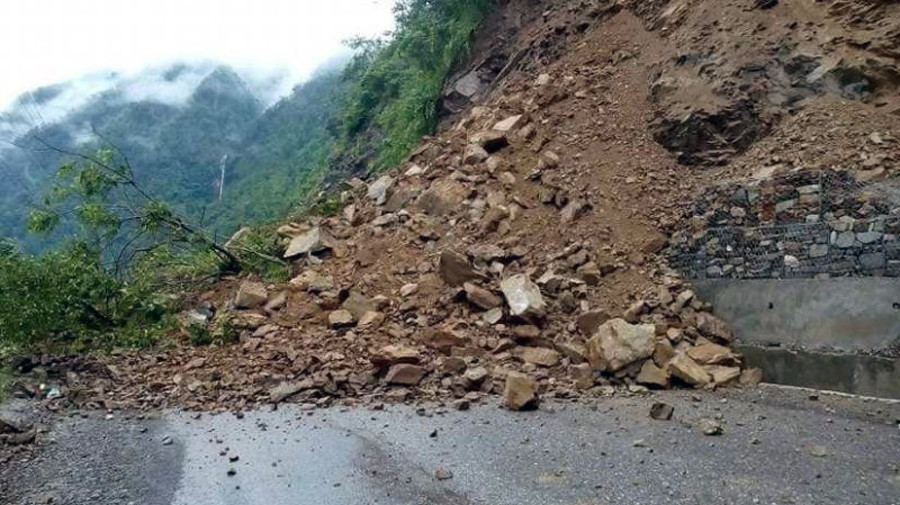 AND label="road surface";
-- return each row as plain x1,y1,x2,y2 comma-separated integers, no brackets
2,386,899,505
